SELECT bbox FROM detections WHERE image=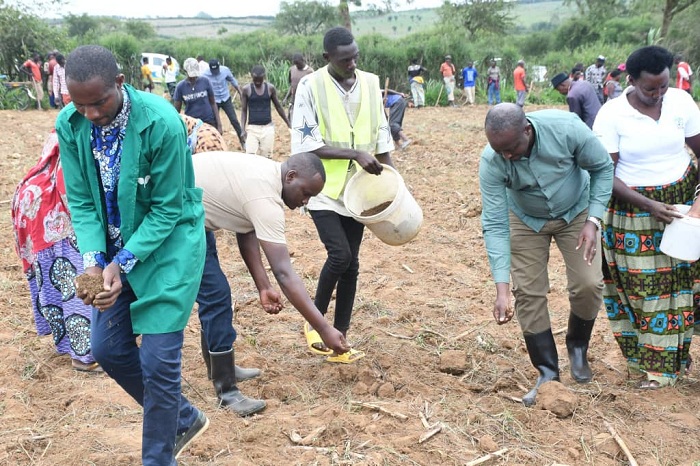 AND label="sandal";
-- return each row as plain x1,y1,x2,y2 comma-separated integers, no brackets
304,322,333,356
637,375,674,390
326,348,366,364
72,360,104,373
637,380,662,390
